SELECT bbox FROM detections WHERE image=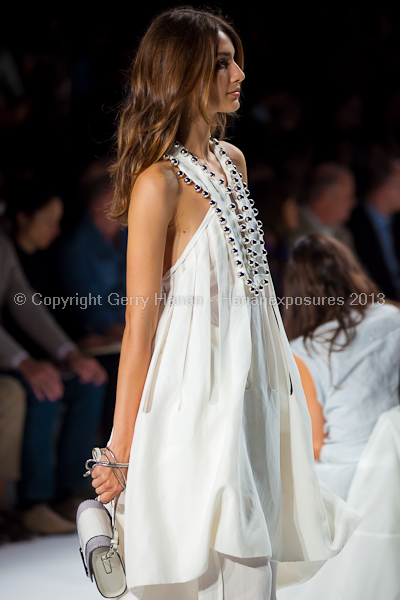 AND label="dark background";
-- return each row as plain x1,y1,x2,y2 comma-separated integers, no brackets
2,3,400,212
